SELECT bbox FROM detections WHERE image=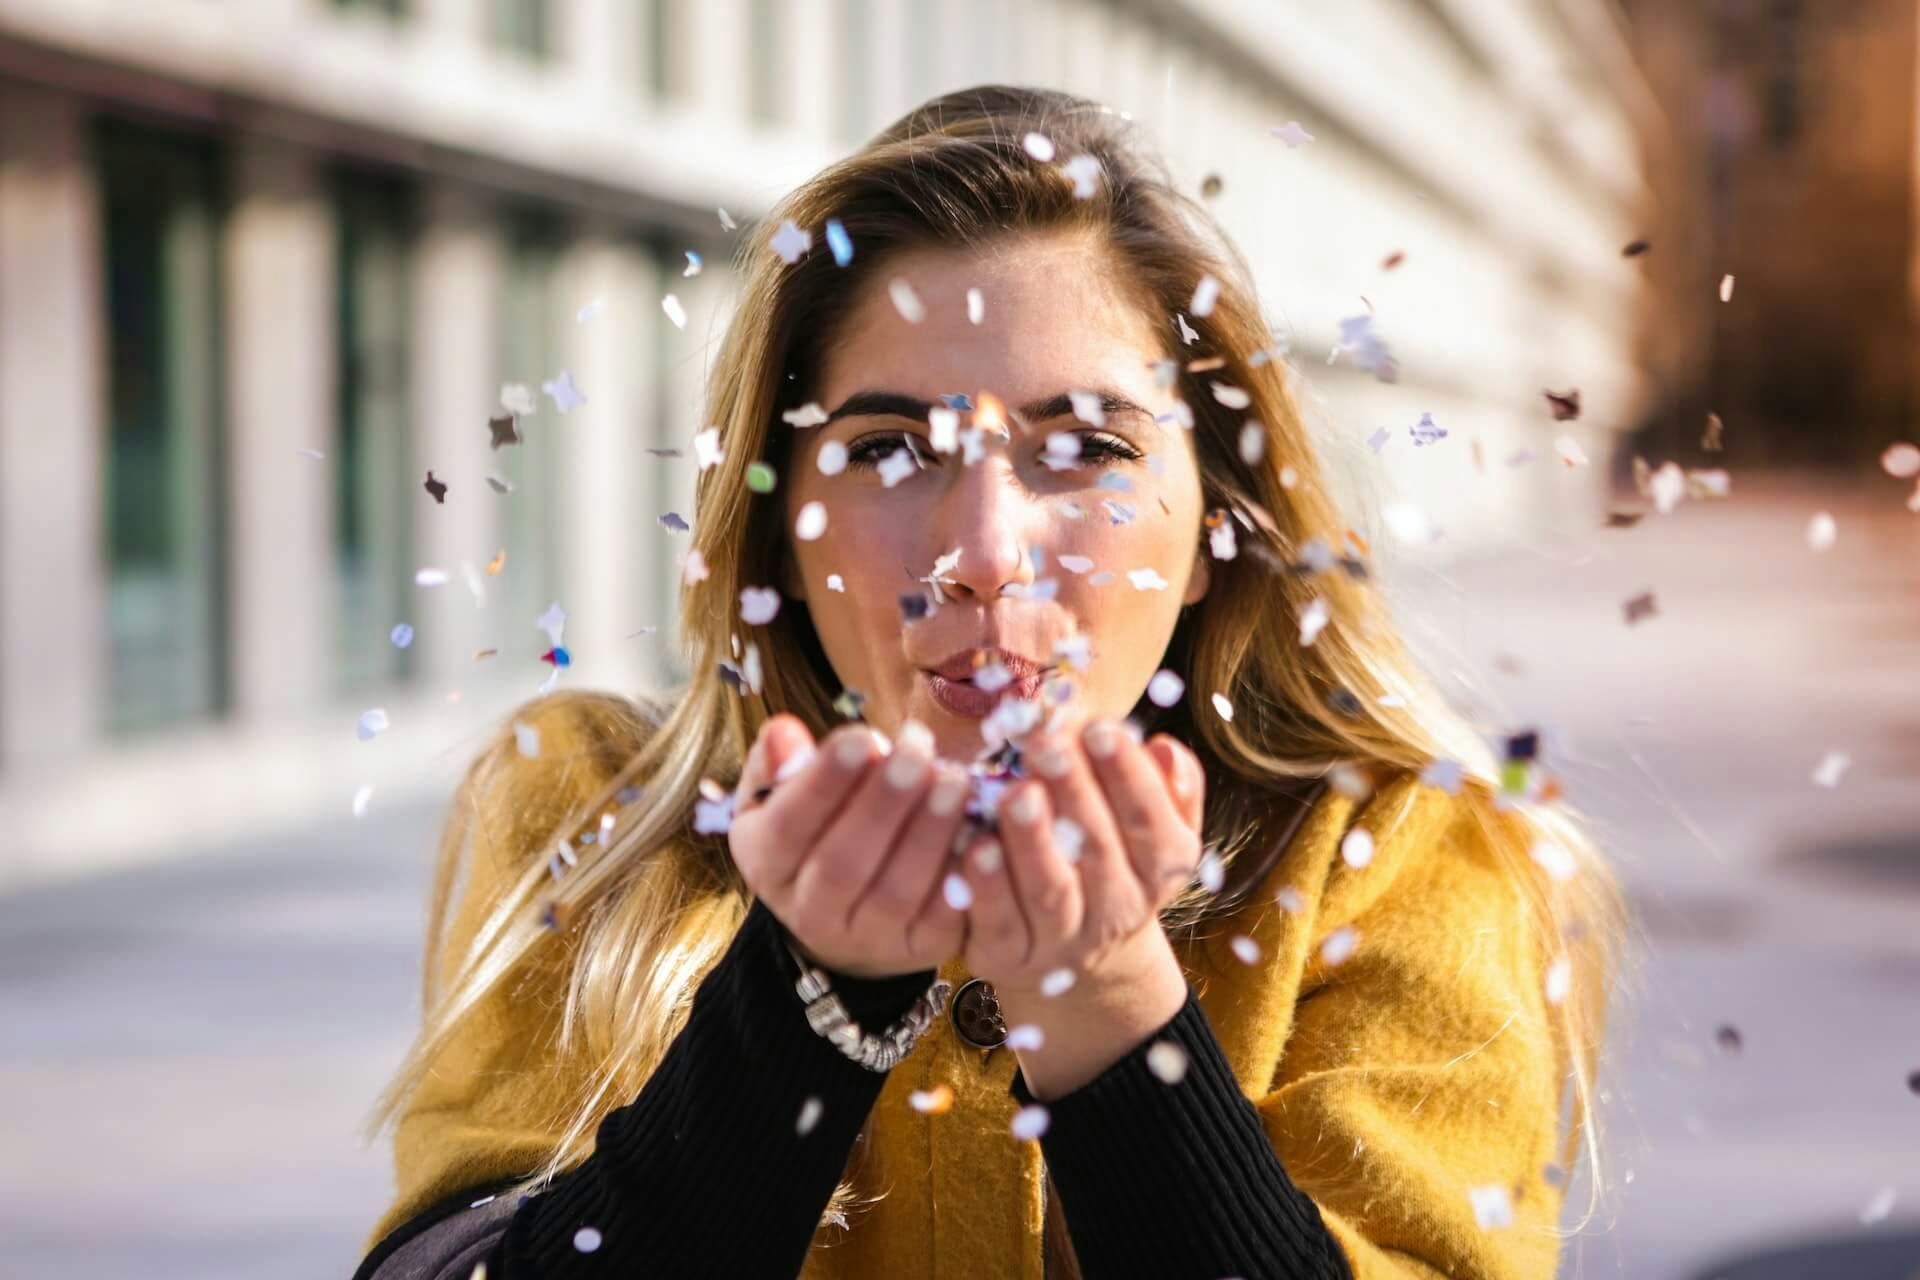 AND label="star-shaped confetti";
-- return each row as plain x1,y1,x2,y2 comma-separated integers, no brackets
488,415,521,449
783,402,828,428
661,294,687,329
1409,412,1447,446
877,445,921,488
770,219,812,264
694,427,724,471
1271,120,1315,148
1062,154,1102,198
424,471,448,504
537,601,567,647
739,586,781,626
543,370,585,414
501,383,536,416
